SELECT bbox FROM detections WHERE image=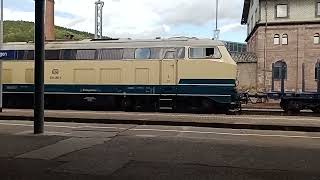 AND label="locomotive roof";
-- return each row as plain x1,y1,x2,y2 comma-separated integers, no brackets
1,38,225,50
